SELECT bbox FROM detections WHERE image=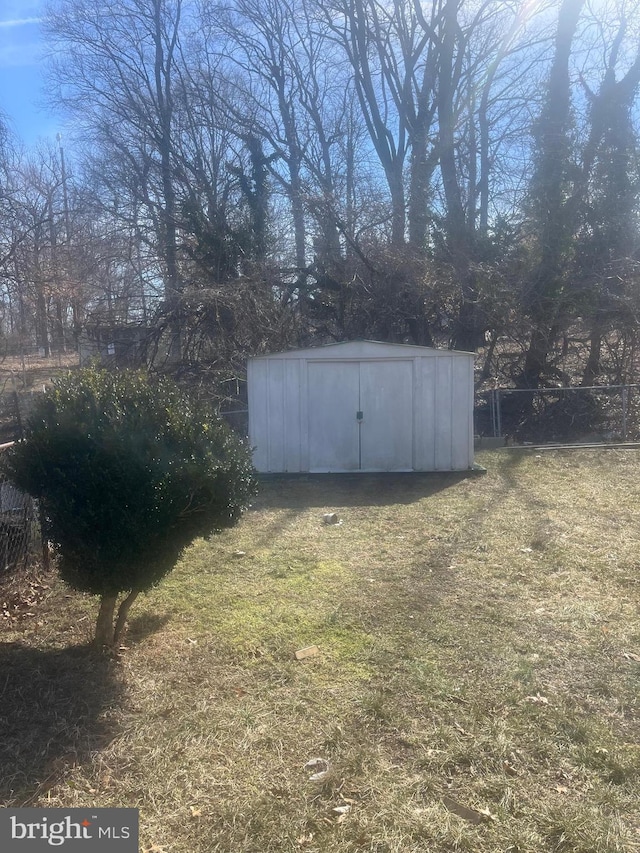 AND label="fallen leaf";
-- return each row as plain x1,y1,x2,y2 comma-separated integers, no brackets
332,805,351,815
623,651,640,662
524,693,549,705
441,796,484,824
232,550,246,558
190,806,202,818
475,806,497,822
